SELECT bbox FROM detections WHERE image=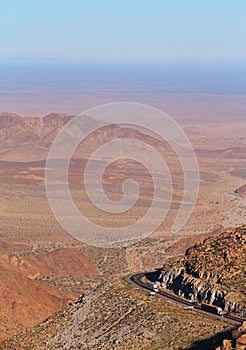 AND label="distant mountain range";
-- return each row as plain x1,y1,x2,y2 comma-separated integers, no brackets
0,112,169,162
